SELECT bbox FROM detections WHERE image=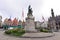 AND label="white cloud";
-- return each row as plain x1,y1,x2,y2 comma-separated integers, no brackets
0,0,60,22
